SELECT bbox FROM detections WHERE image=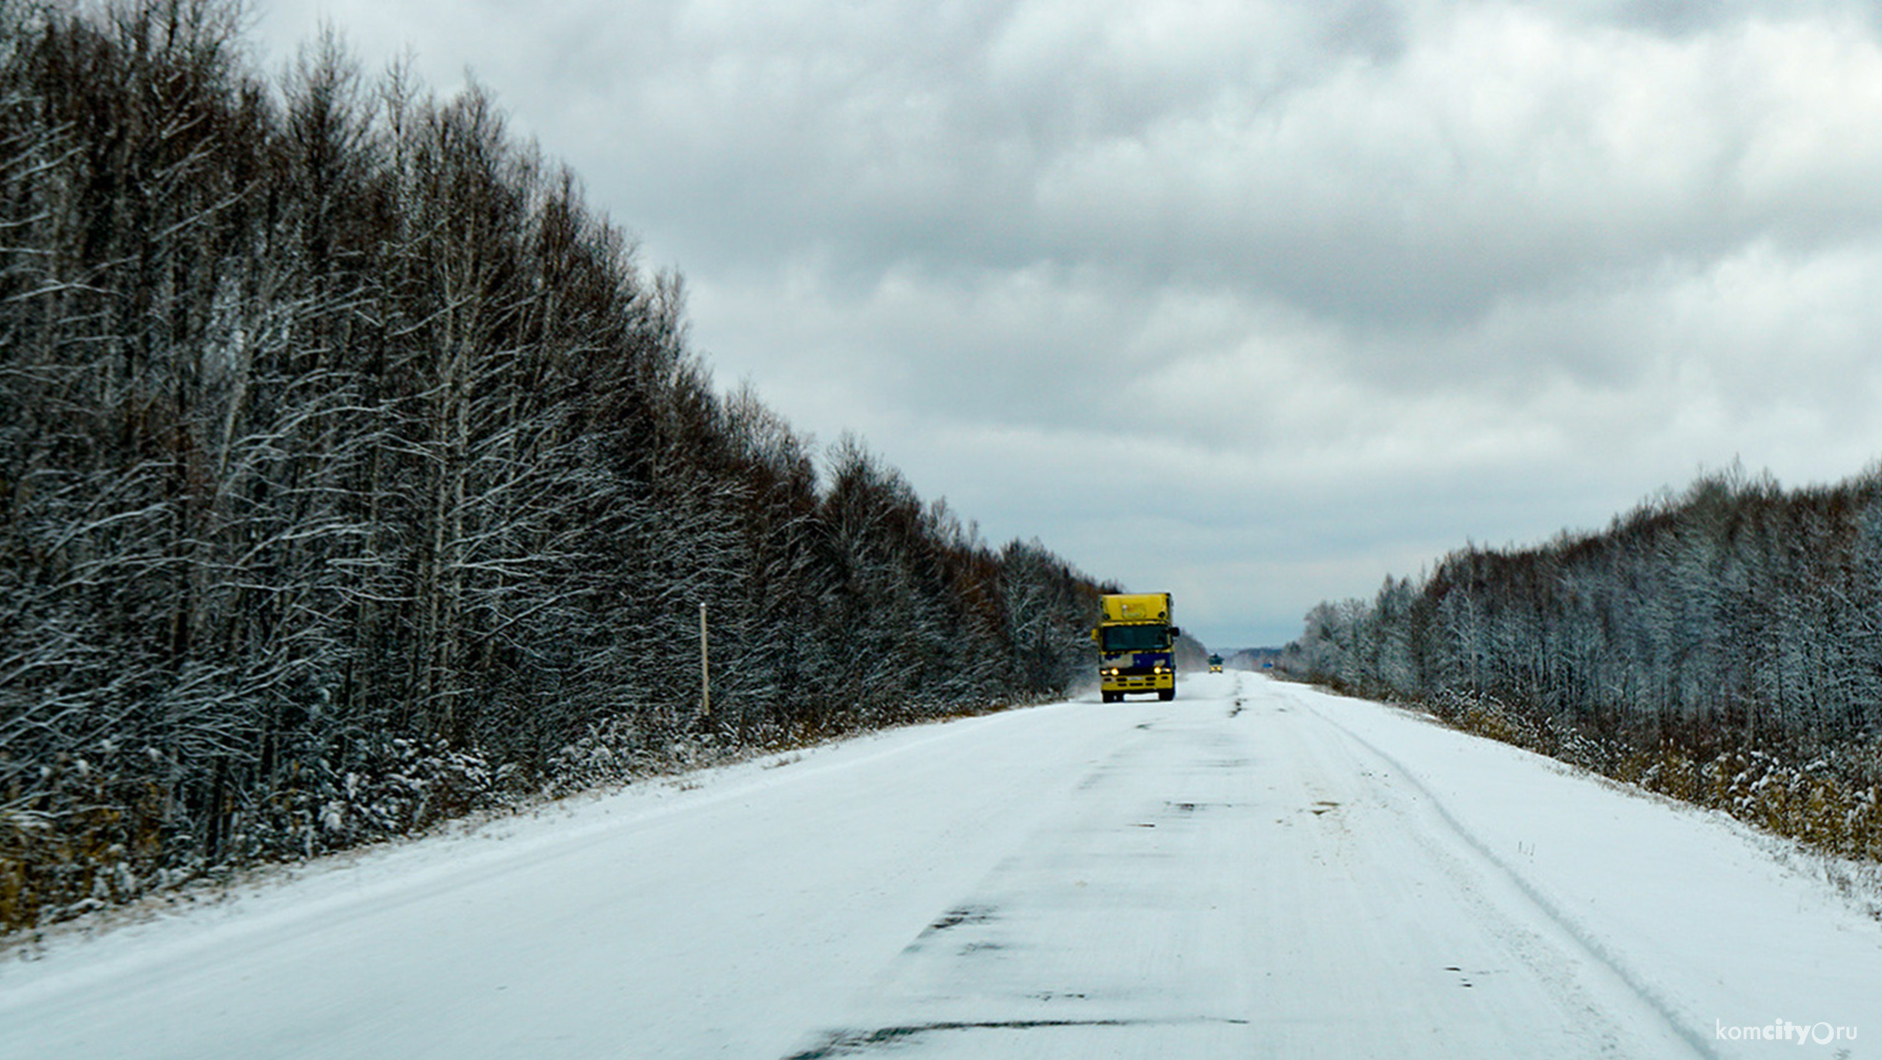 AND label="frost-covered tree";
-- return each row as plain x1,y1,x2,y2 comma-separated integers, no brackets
0,0,1109,932
1282,465,1882,858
